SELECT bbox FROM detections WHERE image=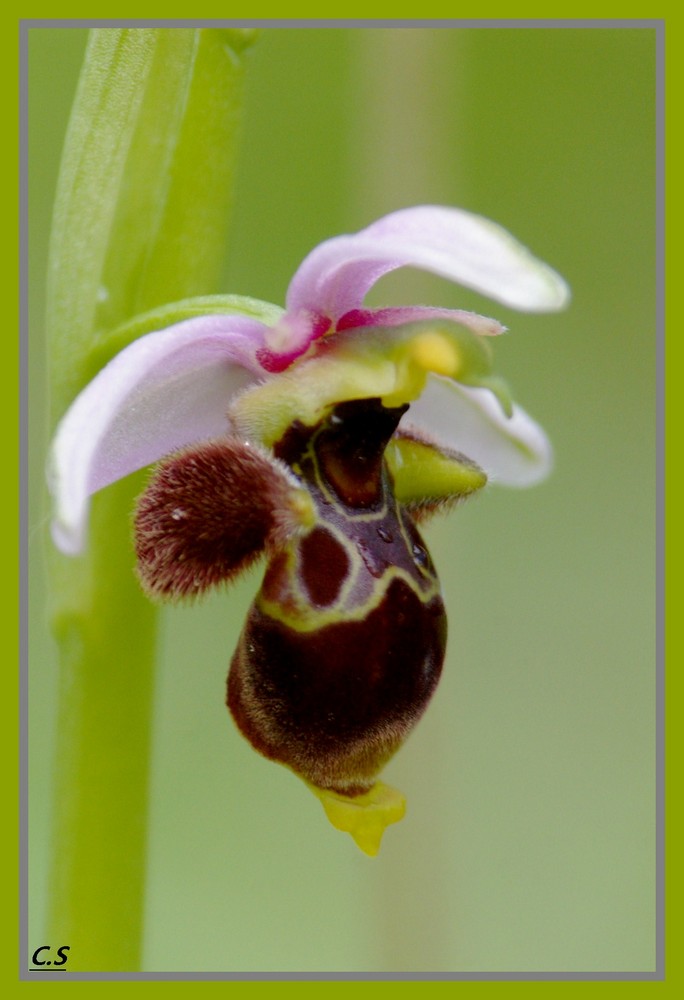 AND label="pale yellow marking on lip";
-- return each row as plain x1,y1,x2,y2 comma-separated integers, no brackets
257,562,441,633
